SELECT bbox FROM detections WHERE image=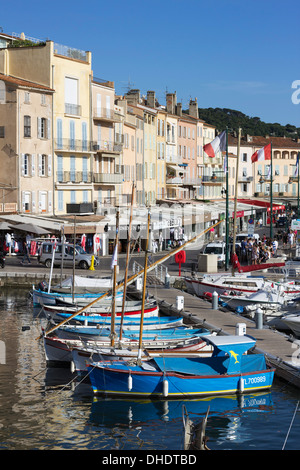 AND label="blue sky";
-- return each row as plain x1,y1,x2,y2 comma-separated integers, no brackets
3,0,300,127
